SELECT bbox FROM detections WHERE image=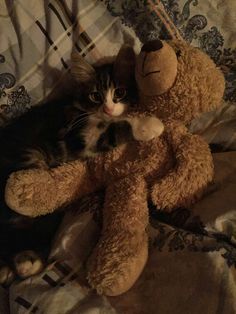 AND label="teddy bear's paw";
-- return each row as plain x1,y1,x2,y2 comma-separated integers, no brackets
132,117,164,142
87,234,148,296
0,262,15,286
14,250,44,279
5,169,58,216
